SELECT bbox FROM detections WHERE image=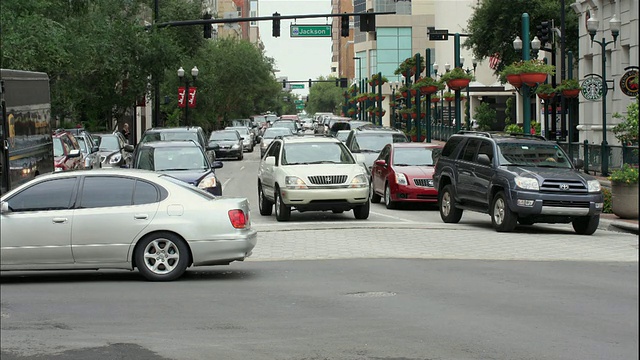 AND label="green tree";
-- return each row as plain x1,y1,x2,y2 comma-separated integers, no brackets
464,0,579,77
306,76,344,115
475,102,497,131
